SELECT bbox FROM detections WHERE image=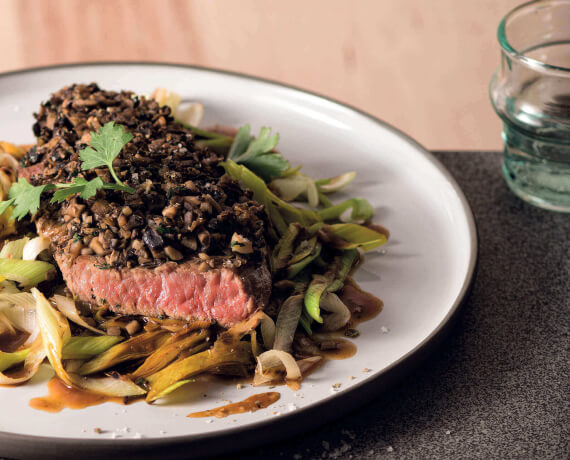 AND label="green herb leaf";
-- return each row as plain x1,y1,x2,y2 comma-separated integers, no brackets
228,124,251,159
8,179,55,220
243,153,290,182
79,122,133,186
236,127,279,163
229,126,290,182
51,177,105,204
